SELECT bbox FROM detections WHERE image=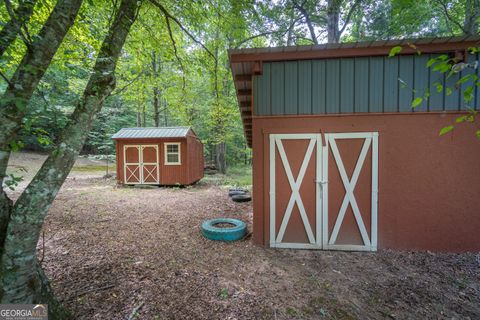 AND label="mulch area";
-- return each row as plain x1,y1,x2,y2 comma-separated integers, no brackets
33,177,480,319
